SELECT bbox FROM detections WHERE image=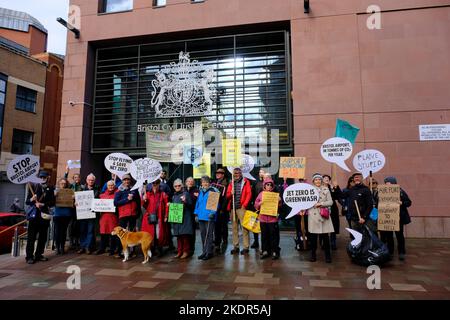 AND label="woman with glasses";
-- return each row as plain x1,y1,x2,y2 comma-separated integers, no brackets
254,178,282,260
171,179,194,259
